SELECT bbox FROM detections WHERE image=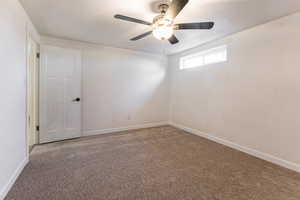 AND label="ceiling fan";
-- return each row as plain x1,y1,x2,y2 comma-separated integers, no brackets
114,0,214,45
